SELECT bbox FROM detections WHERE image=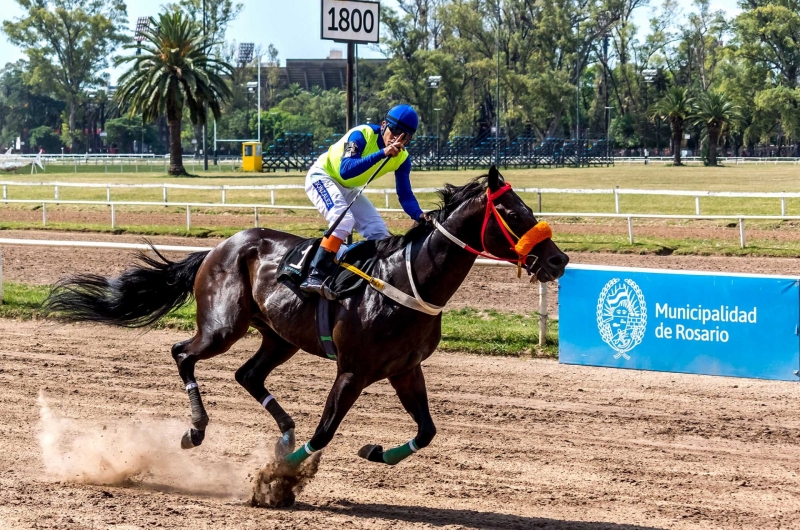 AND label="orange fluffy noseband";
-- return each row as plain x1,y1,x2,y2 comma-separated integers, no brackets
514,221,552,255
